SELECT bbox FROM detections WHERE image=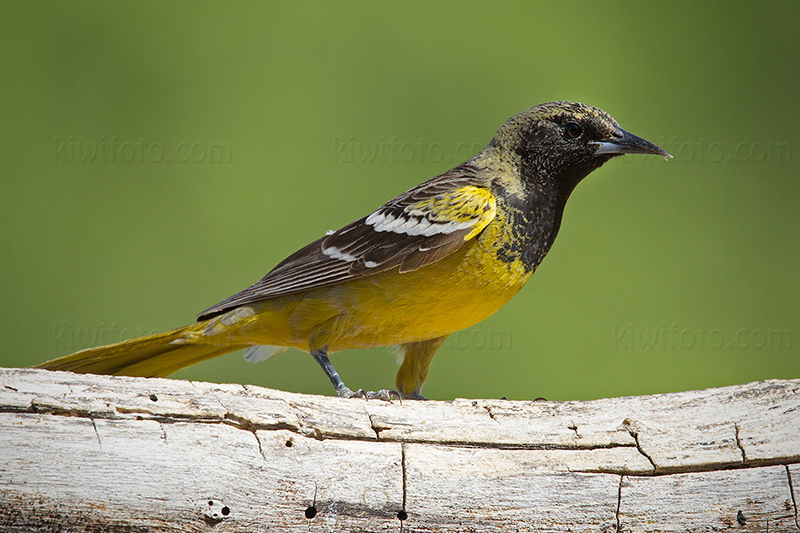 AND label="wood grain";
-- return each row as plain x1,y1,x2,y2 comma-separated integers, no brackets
0,368,797,532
